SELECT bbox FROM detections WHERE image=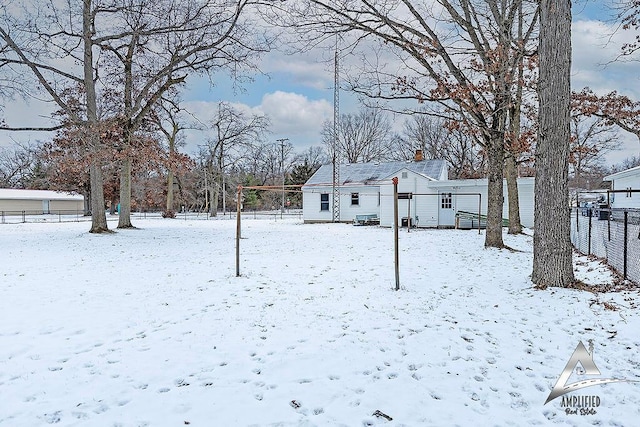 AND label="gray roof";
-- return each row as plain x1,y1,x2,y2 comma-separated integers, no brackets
304,159,446,186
